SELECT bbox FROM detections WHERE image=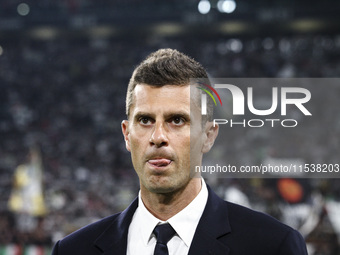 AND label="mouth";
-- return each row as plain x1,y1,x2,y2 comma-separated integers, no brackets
147,158,172,169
